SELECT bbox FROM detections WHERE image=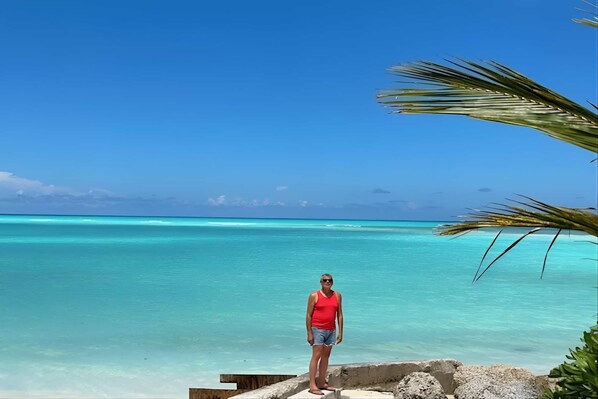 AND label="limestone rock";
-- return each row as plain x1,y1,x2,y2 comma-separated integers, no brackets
393,372,447,399
453,365,543,399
